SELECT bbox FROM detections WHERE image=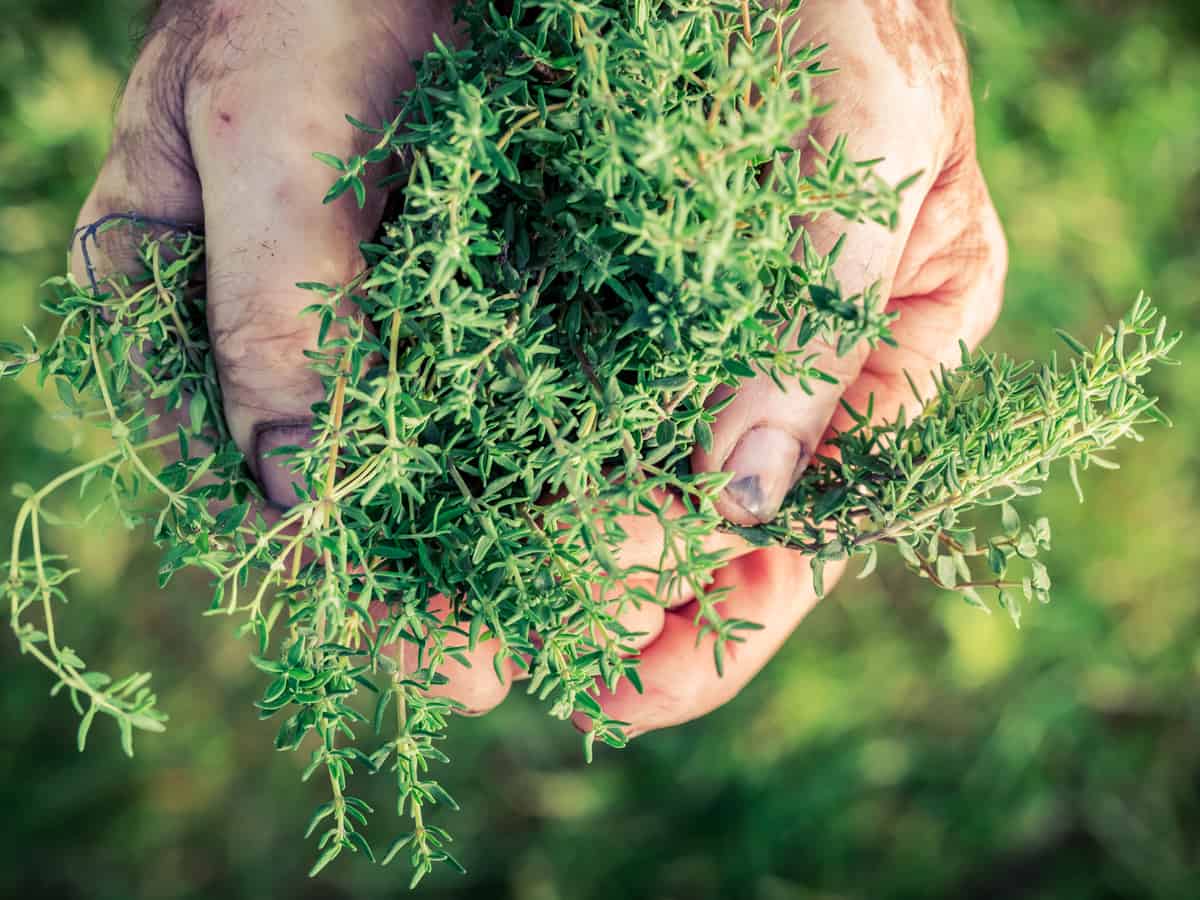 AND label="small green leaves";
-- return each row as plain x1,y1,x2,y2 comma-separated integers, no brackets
381,833,414,867
77,704,97,753
118,717,135,758
312,151,347,172
323,174,367,207
856,545,878,580
3,0,1180,887
936,554,958,590
188,391,208,435
737,295,1175,622
1001,502,1021,536
308,842,342,878
1055,328,1089,355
